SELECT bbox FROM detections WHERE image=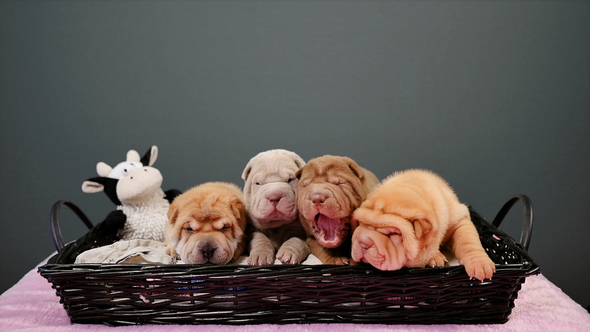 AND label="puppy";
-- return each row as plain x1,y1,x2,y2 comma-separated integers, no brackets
296,155,380,265
242,149,310,265
351,169,496,281
165,182,247,265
